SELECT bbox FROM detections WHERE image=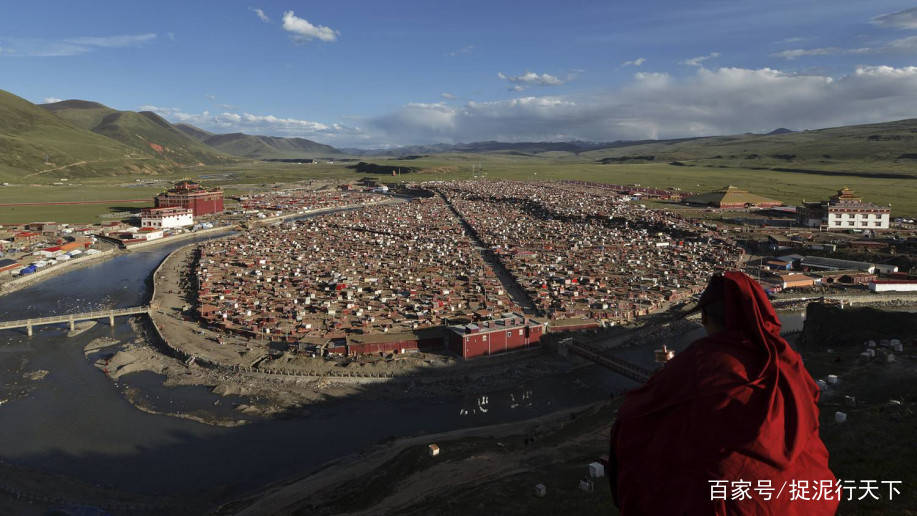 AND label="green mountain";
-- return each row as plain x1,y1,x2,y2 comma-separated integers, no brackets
200,132,340,159
582,119,917,173
41,100,232,165
0,90,162,179
174,123,214,141
174,122,341,159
